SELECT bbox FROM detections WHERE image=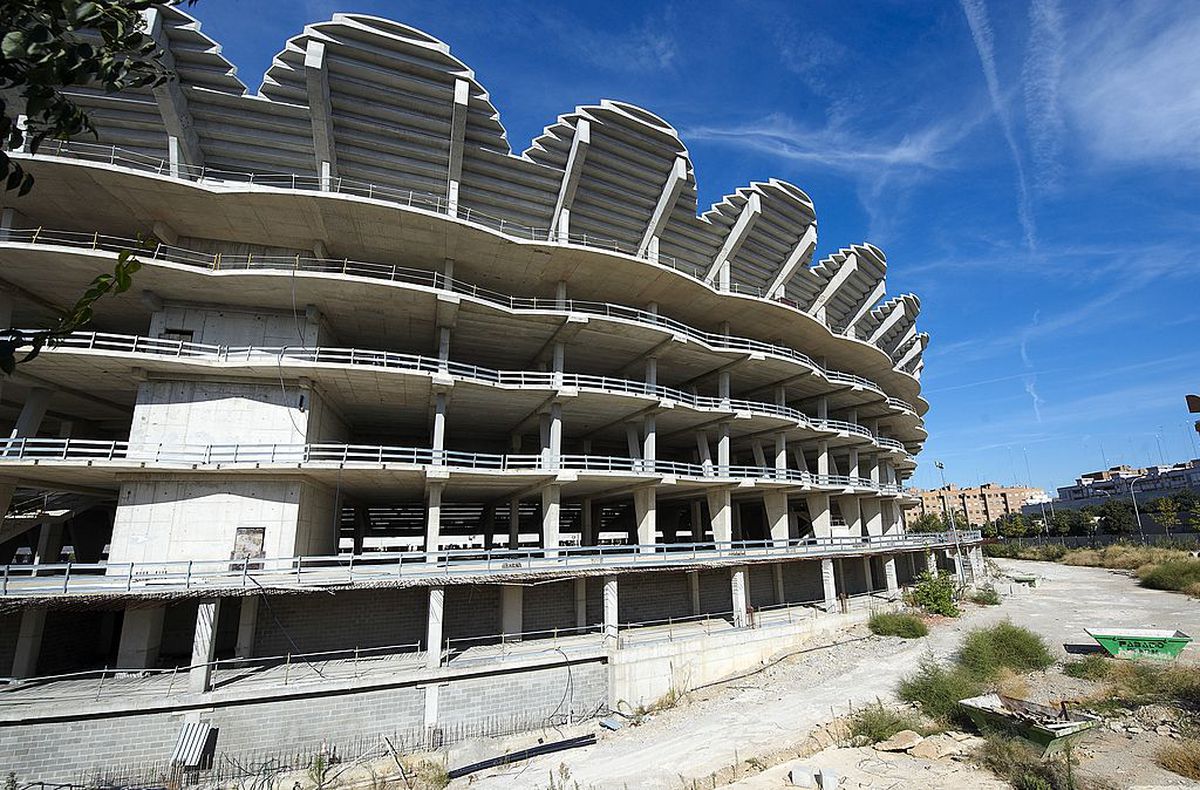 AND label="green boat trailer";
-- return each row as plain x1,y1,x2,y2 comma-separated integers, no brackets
1085,627,1193,659
959,694,1100,756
